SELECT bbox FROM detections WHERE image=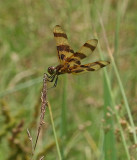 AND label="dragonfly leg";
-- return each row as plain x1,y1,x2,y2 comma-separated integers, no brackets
45,73,56,82
47,75,58,90
53,76,58,88
45,73,59,89
45,73,52,79
49,74,56,82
